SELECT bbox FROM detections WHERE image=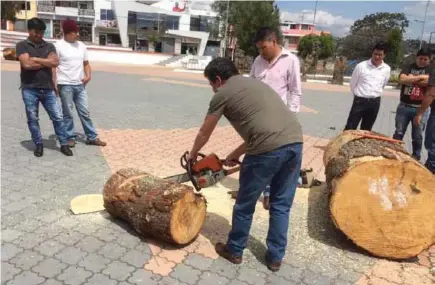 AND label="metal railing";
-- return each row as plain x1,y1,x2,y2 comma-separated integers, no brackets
78,8,95,17
37,1,55,13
